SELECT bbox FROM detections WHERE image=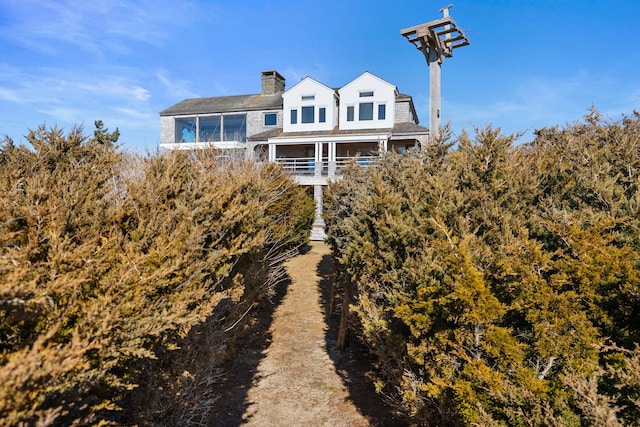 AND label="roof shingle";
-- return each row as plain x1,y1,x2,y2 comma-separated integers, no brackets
160,93,282,116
